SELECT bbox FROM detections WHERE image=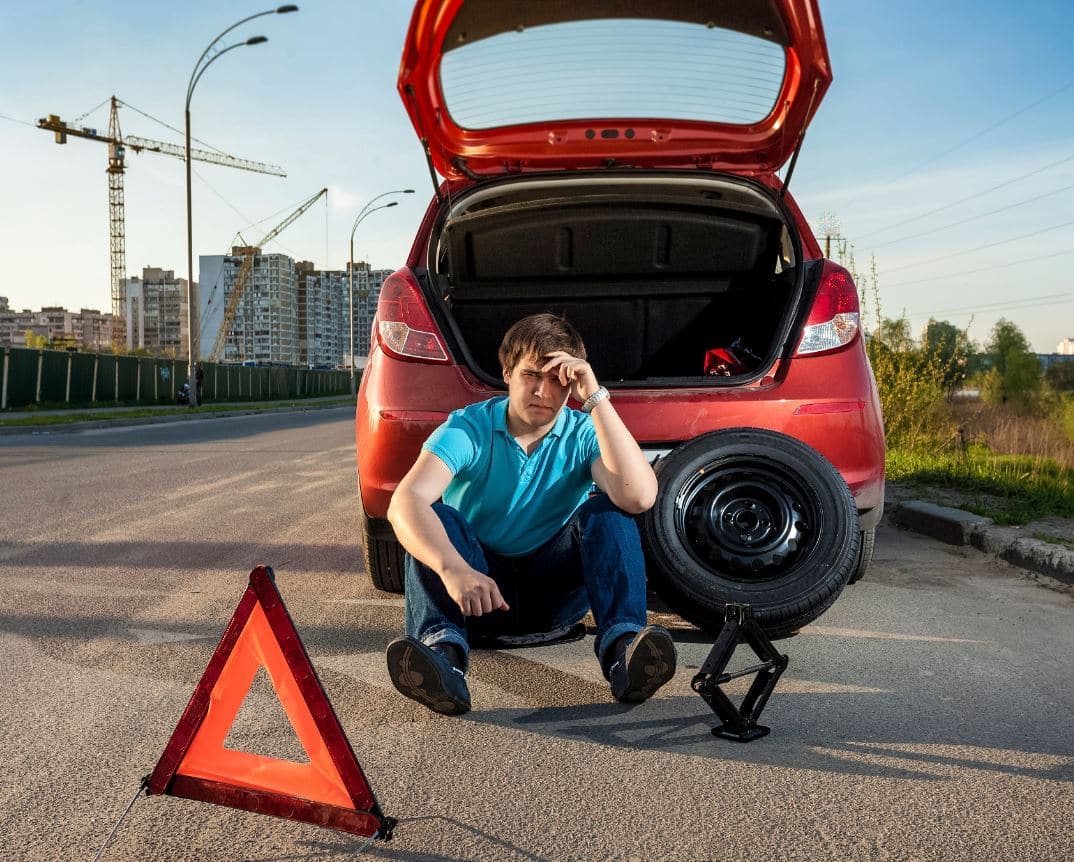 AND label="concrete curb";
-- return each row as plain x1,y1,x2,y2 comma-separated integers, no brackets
0,401,352,436
889,500,1074,586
